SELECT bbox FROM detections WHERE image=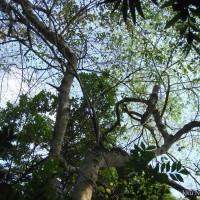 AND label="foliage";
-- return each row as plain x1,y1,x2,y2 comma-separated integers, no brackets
0,91,55,197
128,143,190,183
104,0,200,54
0,0,200,199
61,72,118,162
19,158,63,200
121,142,189,199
